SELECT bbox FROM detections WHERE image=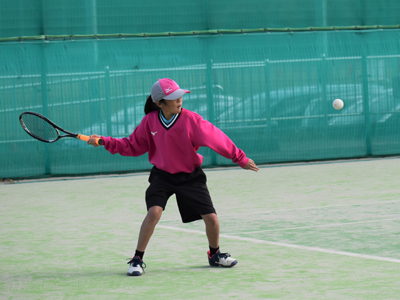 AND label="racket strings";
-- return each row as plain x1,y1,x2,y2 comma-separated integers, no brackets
22,114,58,142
